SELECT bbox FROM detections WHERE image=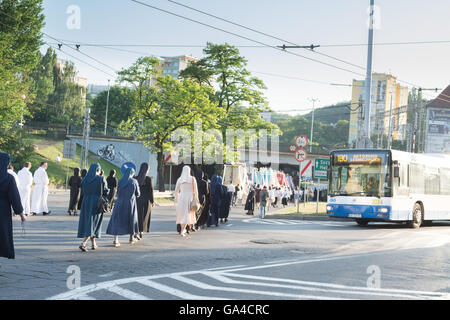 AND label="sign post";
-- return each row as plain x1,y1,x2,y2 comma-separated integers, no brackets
291,135,309,213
